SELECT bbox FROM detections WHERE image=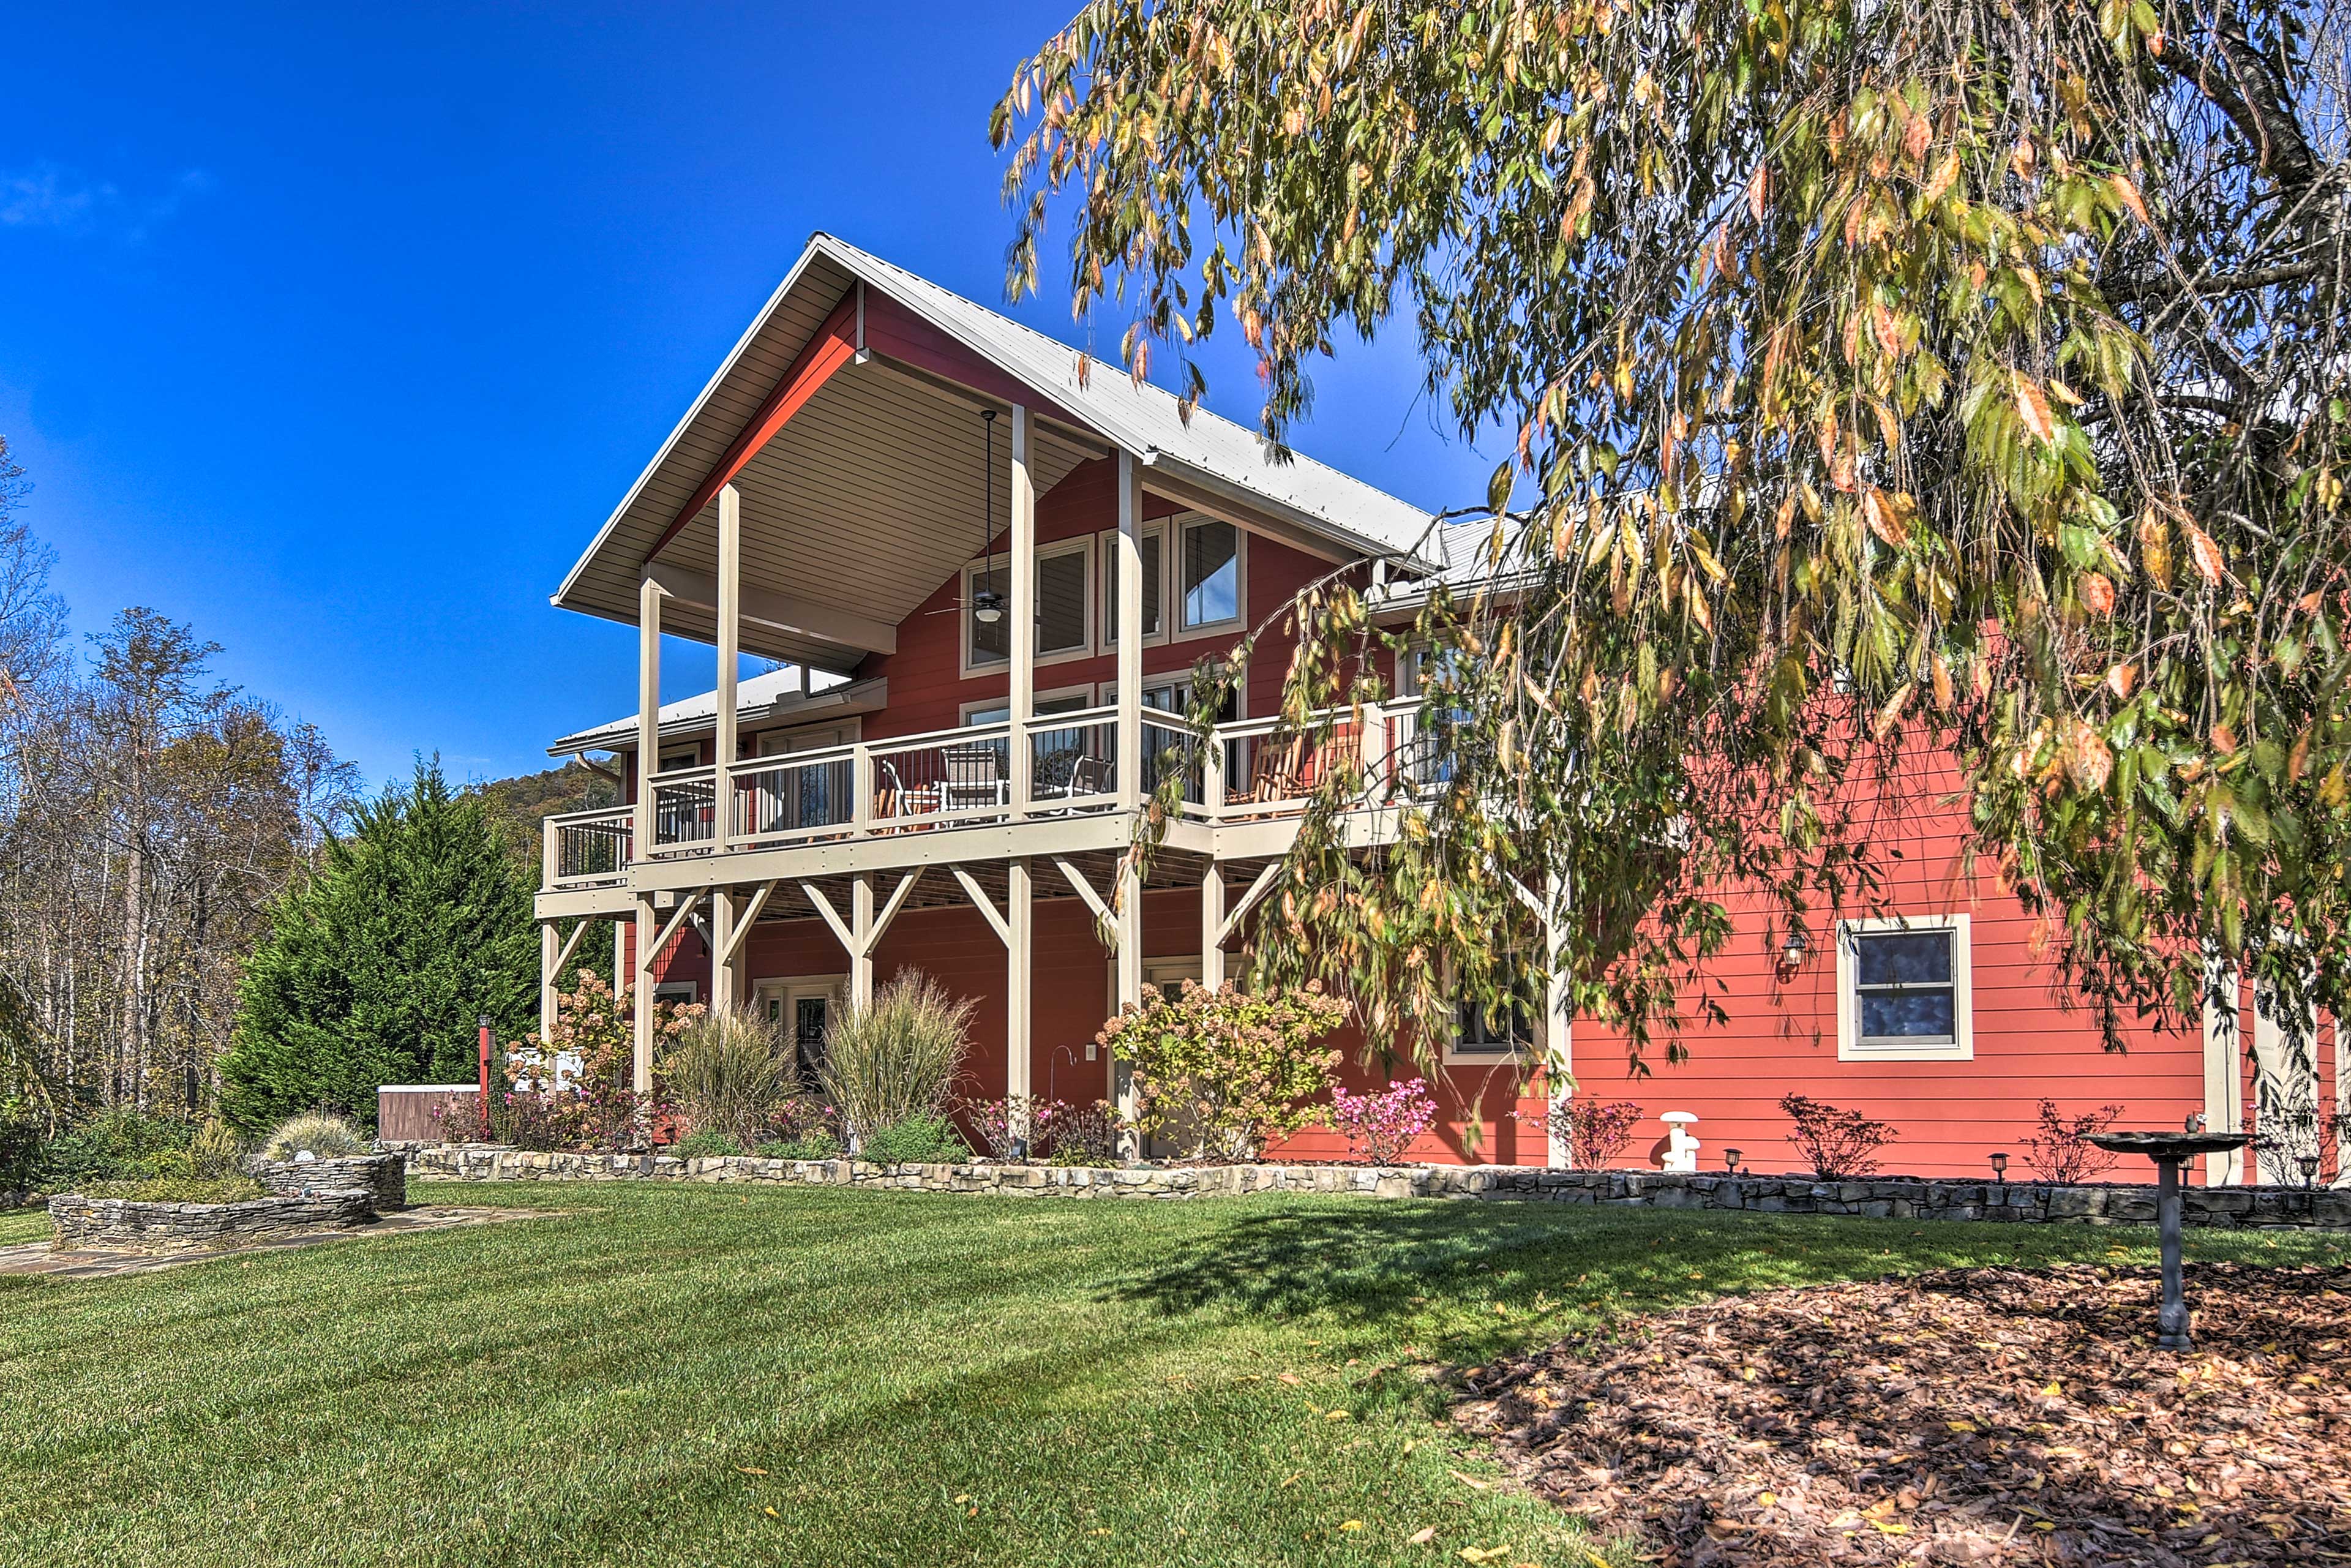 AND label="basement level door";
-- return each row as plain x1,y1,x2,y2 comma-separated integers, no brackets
755,977,844,1089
